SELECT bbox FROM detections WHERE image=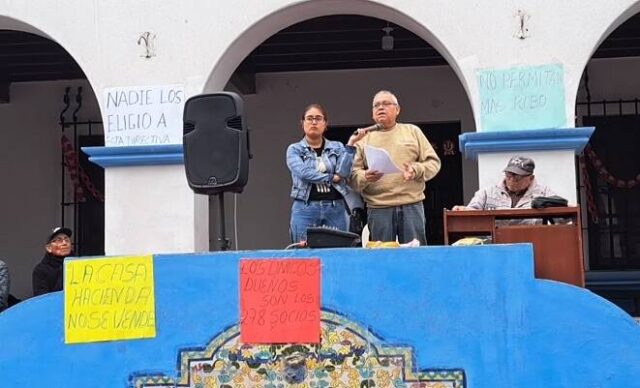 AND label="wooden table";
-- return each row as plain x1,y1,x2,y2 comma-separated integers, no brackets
443,207,584,287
